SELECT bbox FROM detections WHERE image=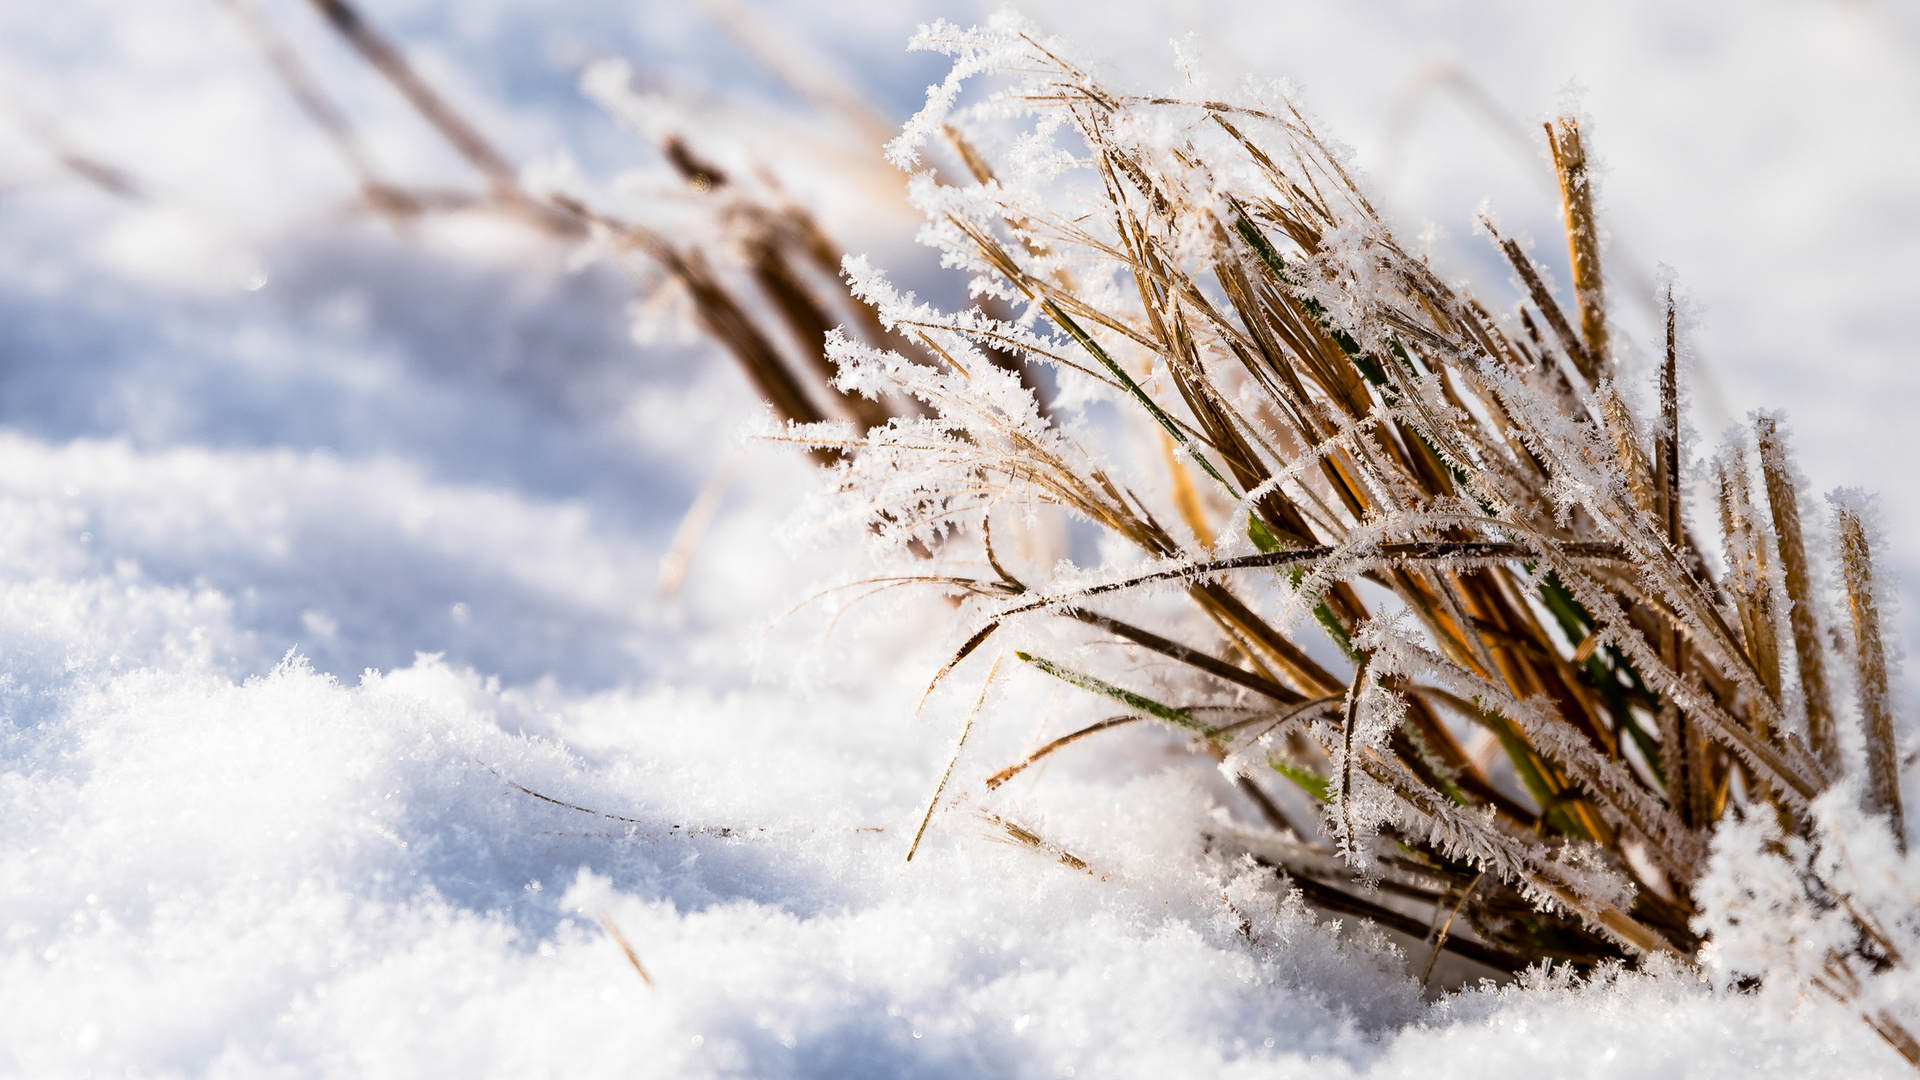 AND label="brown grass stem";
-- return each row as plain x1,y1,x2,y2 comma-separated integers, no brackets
1838,506,1905,849
906,654,1004,862
1756,415,1840,775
